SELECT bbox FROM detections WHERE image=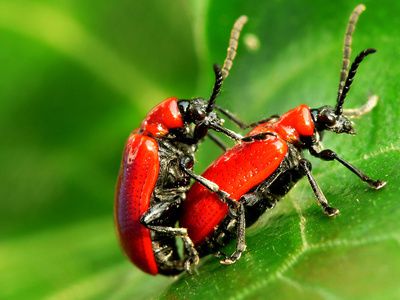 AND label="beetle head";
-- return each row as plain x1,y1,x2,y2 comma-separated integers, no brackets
177,98,208,124
311,106,355,135
178,64,223,125
311,48,377,136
